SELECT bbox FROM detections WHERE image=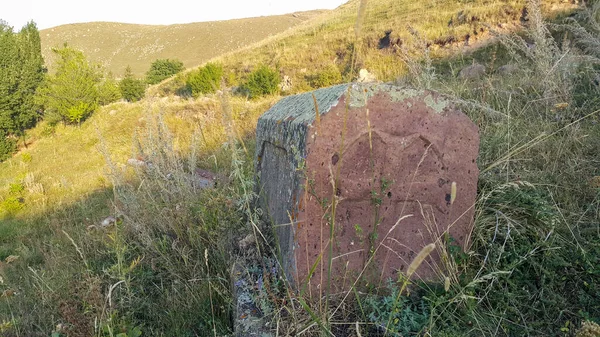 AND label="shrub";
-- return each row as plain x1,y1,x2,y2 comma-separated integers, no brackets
159,72,190,97
36,46,100,124
0,196,24,217
66,101,97,123
0,129,17,162
363,283,430,336
97,75,122,105
146,59,185,85
21,152,32,163
8,182,24,195
186,63,223,96
119,66,146,102
244,65,280,98
309,64,342,88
